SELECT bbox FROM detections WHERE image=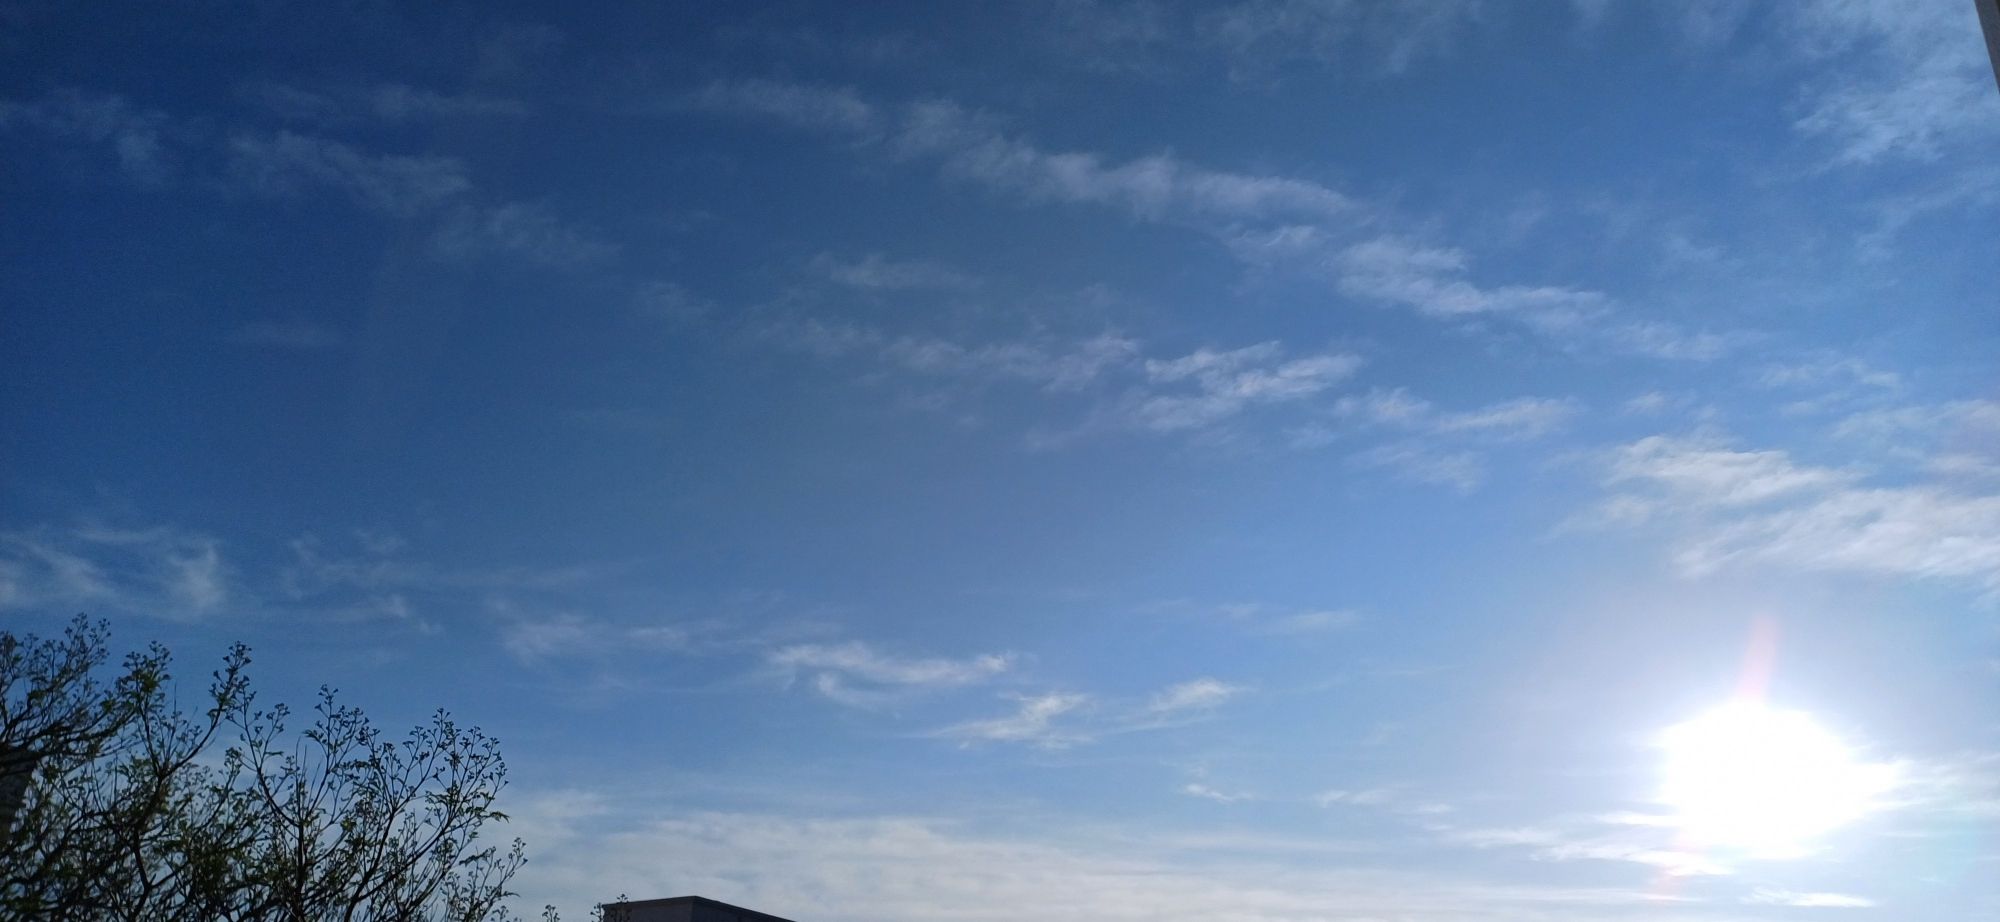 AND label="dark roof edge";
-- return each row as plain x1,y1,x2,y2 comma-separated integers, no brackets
601,895,800,922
